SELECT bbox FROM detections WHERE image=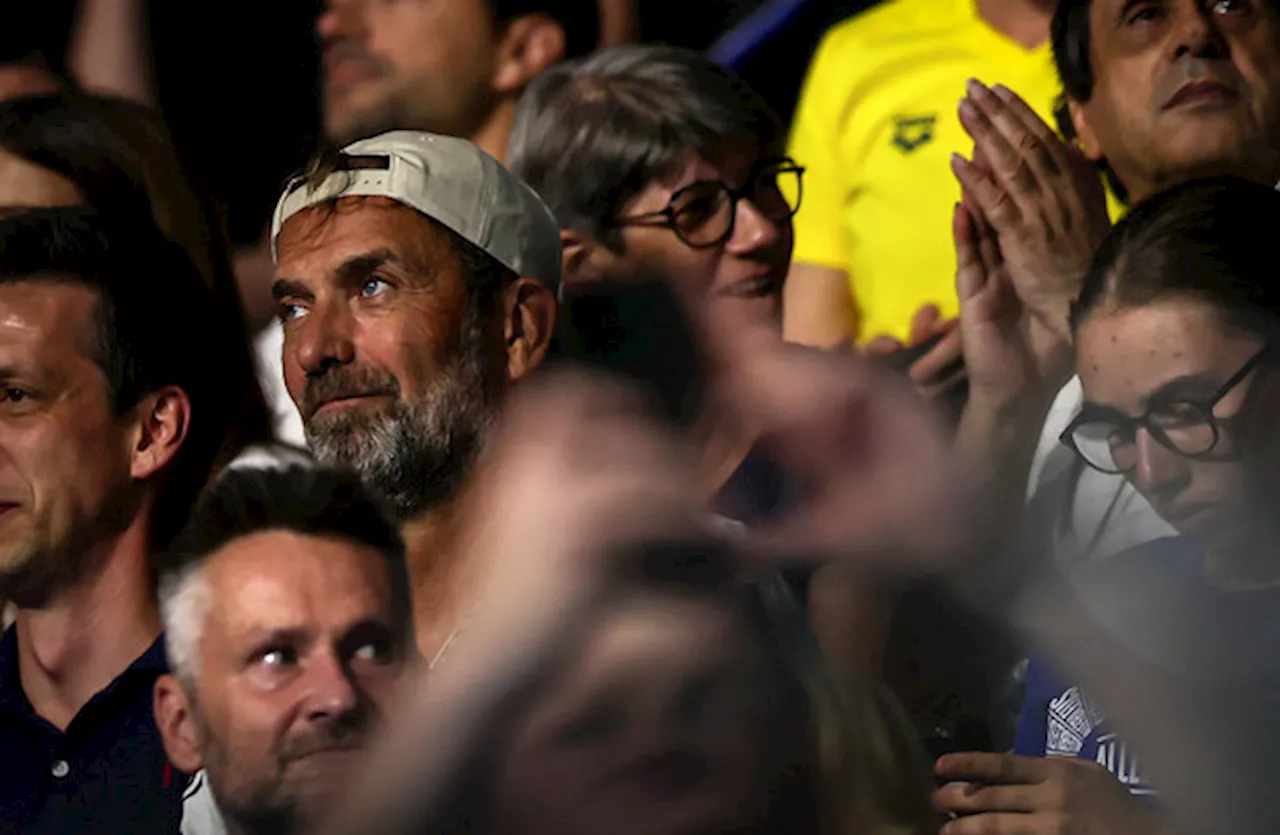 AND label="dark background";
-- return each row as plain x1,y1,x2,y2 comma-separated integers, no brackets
6,0,877,245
